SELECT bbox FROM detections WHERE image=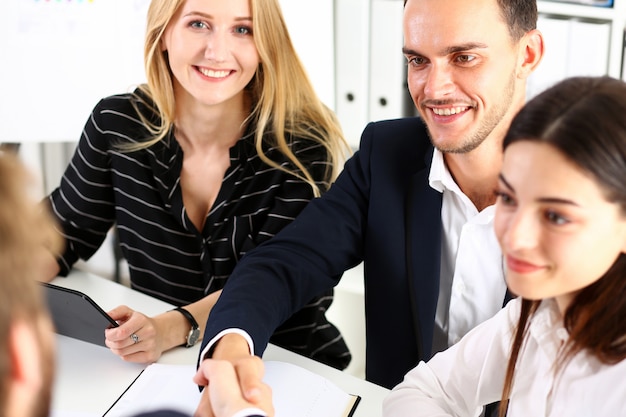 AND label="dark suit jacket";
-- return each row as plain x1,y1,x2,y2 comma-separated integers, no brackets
202,117,448,389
